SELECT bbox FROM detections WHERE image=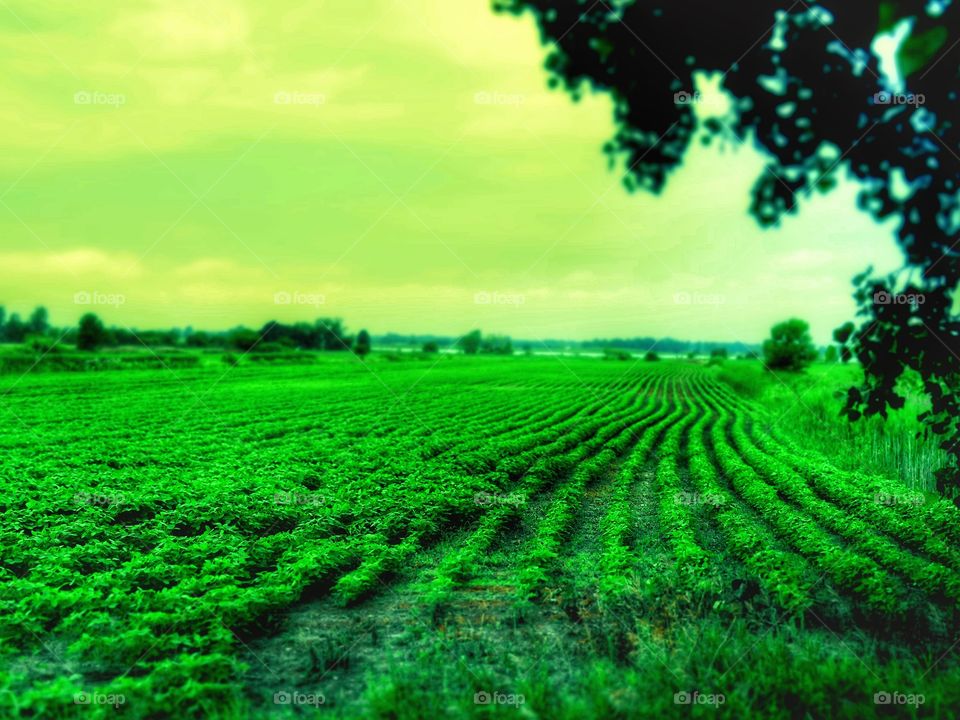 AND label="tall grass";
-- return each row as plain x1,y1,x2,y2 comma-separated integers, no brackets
712,360,947,493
